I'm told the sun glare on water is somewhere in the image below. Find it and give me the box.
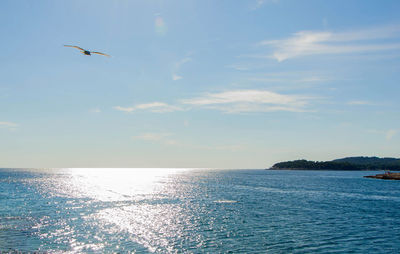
[64,168,189,201]
[51,168,198,252]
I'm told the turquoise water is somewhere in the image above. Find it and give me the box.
[1,168,399,253]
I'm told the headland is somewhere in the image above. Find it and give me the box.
[268,156,400,171]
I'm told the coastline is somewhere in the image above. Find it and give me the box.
[266,168,385,171]
[364,172,400,180]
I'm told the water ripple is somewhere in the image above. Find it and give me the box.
[0,169,399,253]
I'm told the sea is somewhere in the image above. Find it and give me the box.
[0,168,399,253]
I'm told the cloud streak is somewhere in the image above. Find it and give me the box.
[133,133,245,150]
[172,57,192,81]
[114,102,183,113]
[181,90,311,113]
[172,74,183,81]
[115,90,315,114]
[90,108,101,113]
[347,100,375,106]
[367,128,399,141]
[0,121,18,127]
[386,129,398,140]
[252,0,280,10]
[0,121,18,131]
[258,25,400,61]
[249,75,330,84]
[133,132,178,145]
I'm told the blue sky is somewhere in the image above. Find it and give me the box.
[1,0,399,168]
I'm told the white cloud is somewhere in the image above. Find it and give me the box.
[0,121,18,131]
[133,132,178,145]
[347,100,374,105]
[114,102,183,113]
[367,128,398,140]
[298,76,329,83]
[253,0,280,10]
[133,132,244,149]
[175,57,192,68]
[386,129,398,140]
[226,64,250,71]
[181,89,311,113]
[90,108,101,113]
[172,74,183,81]
[249,75,330,83]
[172,57,192,81]
[188,144,246,152]
[113,106,134,112]
[258,25,400,61]
[216,145,244,151]
[0,121,18,127]
[114,90,314,115]
[133,132,171,141]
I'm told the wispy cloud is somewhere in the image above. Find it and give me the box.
[181,89,312,113]
[90,108,101,113]
[201,144,245,152]
[249,75,330,84]
[367,128,398,140]
[0,121,18,131]
[386,129,398,140]
[0,121,18,127]
[226,64,251,71]
[347,100,374,105]
[252,0,280,10]
[133,132,178,145]
[114,102,183,113]
[258,25,400,61]
[133,132,245,150]
[115,90,315,114]
[172,57,192,81]
[299,76,329,83]
[172,74,183,81]
[175,57,192,68]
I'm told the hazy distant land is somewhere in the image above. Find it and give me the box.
[269,157,400,171]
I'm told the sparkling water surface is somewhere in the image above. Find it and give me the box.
[0,168,399,253]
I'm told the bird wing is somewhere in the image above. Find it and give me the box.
[64,45,84,51]
[91,51,111,57]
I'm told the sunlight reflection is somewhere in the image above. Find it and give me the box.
[65,168,189,201]
[96,203,192,252]
[34,168,202,252]
[64,168,199,252]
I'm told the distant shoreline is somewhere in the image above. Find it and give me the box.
[266,168,385,171]
[364,172,400,180]
[269,157,400,171]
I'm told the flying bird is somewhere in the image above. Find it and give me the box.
[64,45,111,57]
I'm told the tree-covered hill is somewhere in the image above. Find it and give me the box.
[333,156,400,165]
[270,157,400,171]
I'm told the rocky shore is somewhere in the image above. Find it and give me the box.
[364,172,400,180]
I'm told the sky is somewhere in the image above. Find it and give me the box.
[1,0,399,168]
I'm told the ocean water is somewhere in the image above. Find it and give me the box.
[0,168,399,253]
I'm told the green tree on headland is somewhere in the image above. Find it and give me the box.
[270,157,400,170]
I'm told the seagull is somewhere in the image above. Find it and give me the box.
[64,45,111,57]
